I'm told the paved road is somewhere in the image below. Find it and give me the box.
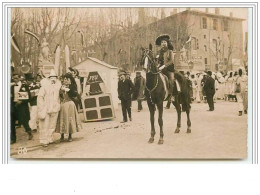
[10,100,247,159]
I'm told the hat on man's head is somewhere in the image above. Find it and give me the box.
[48,69,58,78]
[119,71,127,76]
[207,71,212,76]
[155,34,170,46]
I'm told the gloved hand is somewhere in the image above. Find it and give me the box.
[159,65,166,71]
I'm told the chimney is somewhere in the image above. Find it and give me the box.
[205,8,209,13]
[230,12,233,17]
[215,8,220,14]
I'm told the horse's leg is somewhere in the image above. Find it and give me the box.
[172,98,181,133]
[148,102,156,143]
[157,102,164,144]
[185,103,191,133]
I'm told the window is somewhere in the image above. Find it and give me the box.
[191,37,197,50]
[202,17,207,29]
[204,45,207,52]
[204,58,208,64]
[212,39,218,52]
[204,35,206,39]
[224,20,228,31]
[213,19,218,30]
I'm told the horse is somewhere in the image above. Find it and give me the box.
[141,44,191,144]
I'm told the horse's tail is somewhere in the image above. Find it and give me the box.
[174,71,191,105]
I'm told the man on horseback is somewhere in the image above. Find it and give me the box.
[155,34,181,101]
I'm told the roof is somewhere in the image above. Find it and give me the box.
[183,10,246,21]
[75,57,118,69]
[130,9,245,34]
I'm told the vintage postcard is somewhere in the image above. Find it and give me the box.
[9,7,249,159]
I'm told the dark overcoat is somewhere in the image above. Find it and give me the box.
[118,79,135,101]
[204,76,215,95]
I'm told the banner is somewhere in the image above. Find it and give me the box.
[24,29,40,44]
[11,33,21,54]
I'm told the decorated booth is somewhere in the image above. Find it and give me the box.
[73,57,118,122]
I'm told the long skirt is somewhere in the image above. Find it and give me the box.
[56,101,81,134]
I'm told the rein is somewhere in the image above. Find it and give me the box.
[144,52,161,104]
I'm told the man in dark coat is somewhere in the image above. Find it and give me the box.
[11,73,19,144]
[11,73,33,144]
[204,71,215,111]
[118,71,135,123]
[133,72,146,112]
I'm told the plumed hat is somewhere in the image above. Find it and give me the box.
[69,67,79,76]
[155,34,170,46]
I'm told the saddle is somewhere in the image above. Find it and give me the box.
[159,73,182,100]
[159,73,169,101]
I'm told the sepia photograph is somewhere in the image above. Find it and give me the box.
[9,6,249,159]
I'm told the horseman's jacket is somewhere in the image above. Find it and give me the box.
[158,48,174,72]
[118,79,135,101]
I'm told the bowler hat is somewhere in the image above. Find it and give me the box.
[207,71,212,76]
[155,34,170,46]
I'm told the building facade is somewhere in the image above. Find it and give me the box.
[88,8,245,73]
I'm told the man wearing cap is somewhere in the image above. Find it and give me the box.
[155,34,181,101]
[37,69,61,146]
[69,67,82,110]
[133,71,146,112]
[203,71,215,111]
[69,67,82,95]
[118,71,135,123]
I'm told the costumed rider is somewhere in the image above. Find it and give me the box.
[155,34,181,101]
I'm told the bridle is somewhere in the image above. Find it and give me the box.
[142,49,159,75]
[142,49,160,104]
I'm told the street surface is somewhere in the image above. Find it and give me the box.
[10,100,247,159]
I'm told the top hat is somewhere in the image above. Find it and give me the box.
[155,34,170,46]
[48,69,58,78]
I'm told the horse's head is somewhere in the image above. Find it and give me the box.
[140,44,159,73]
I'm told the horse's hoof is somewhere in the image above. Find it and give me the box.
[187,129,191,133]
[148,138,154,143]
[158,139,164,144]
[174,129,180,133]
